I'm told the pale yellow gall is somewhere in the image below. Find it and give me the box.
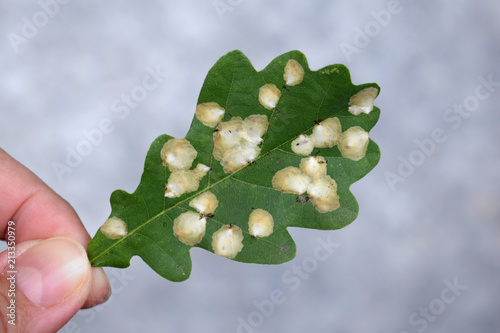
[273,156,340,213]
[338,126,369,161]
[299,156,327,180]
[283,59,305,86]
[165,163,210,198]
[348,87,379,115]
[271,166,310,194]
[173,211,206,246]
[291,134,315,156]
[307,176,340,213]
[212,224,244,259]
[189,191,219,215]
[213,115,269,173]
[242,114,269,144]
[160,138,197,171]
[311,117,342,148]
[248,209,274,237]
[195,102,225,128]
[100,217,128,240]
[258,84,281,110]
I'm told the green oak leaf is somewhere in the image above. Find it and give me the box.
[87,50,381,282]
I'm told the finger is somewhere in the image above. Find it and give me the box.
[0,237,92,332]
[0,149,111,313]
[0,148,89,246]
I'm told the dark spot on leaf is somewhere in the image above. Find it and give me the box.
[296,195,310,205]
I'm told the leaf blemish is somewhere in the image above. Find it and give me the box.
[173,211,207,246]
[195,102,225,127]
[258,84,281,110]
[100,217,128,240]
[348,87,379,115]
[165,163,210,198]
[213,114,269,173]
[160,138,197,171]
[291,134,315,156]
[189,191,219,215]
[283,59,305,86]
[311,117,342,148]
[212,224,244,259]
[338,126,370,161]
[272,156,340,213]
[248,209,274,238]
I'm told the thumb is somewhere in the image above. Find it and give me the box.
[1,237,92,332]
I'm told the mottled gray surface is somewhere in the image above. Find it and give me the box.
[1,0,499,332]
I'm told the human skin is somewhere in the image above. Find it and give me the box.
[0,148,110,333]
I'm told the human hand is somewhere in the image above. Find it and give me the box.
[0,148,111,332]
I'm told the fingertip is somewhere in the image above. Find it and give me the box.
[82,267,111,309]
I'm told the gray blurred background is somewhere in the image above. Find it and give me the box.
[1,0,499,332]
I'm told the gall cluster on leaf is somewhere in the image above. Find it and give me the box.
[213,114,269,173]
[272,156,340,213]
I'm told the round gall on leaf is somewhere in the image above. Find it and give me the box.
[283,59,305,86]
[299,156,327,180]
[248,209,274,237]
[272,166,310,194]
[220,141,261,173]
[195,102,225,127]
[189,191,219,215]
[291,134,315,156]
[311,117,342,148]
[348,87,379,115]
[164,163,210,198]
[338,126,369,161]
[213,117,244,152]
[242,114,269,144]
[212,224,244,259]
[258,84,281,110]
[307,176,340,213]
[160,138,198,171]
[213,115,268,174]
[100,217,128,240]
[173,211,206,246]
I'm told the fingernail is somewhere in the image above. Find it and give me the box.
[16,237,90,307]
